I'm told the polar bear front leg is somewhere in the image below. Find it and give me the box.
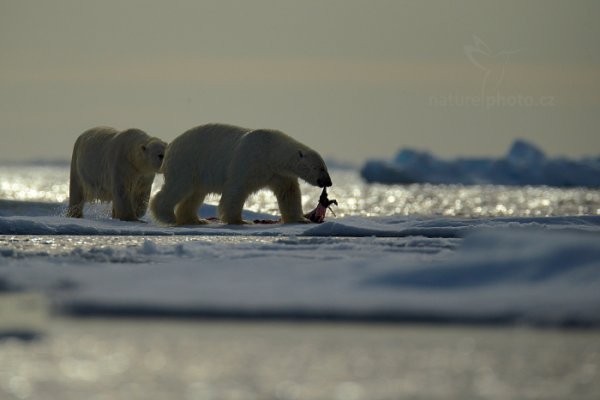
[270,176,310,224]
[111,175,138,221]
[112,193,138,221]
[133,179,153,220]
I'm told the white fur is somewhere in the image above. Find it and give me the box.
[67,126,167,221]
[150,123,332,225]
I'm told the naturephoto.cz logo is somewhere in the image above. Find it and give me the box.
[428,36,556,108]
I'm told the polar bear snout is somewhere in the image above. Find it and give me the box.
[317,173,333,188]
[143,140,167,172]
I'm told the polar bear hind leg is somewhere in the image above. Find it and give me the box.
[67,151,85,218]
[175,189,209,225]
[149,181,181,225]
[67,178,85,218]
[218,182,254,225]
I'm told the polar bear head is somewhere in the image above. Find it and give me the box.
[242,128,332,188]
[139,138,167,173]
[295,148,332,188]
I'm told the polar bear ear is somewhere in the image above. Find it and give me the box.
[298,150,304,159]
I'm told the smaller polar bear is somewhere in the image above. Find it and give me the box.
[67,126,167,221]
[150,123,332,225]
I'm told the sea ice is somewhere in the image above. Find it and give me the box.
[361,140,600,187]
[1,214,599,327]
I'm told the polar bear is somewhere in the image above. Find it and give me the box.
[67,126,167,221]
[150,123,332,225]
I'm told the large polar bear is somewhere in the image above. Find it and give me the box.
[67,126,167,221]
[150,123,332,225]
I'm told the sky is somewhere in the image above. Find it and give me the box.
[1,0,599,163]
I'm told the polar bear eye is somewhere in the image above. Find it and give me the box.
[158,154,164,160]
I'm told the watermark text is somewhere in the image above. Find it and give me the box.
[428,93,556,108]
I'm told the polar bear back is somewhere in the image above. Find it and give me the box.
[162,123,325,195]
[161,123,252,193]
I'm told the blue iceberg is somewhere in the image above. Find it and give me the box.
[361,140,600,187]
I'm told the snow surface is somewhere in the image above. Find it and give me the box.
[361,140,600,187]
[2,212,600,327]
